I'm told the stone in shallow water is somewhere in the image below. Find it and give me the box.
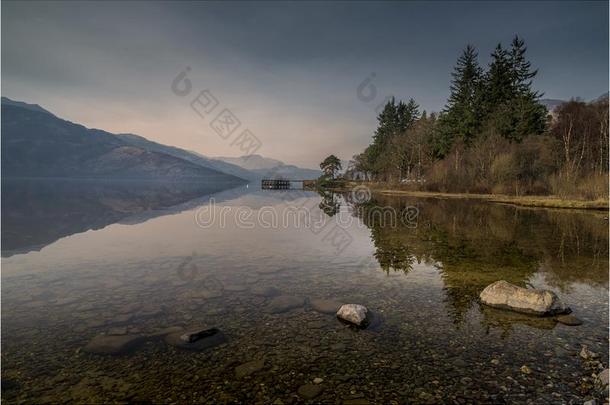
[579,345,599,360]
[267,296,304,313]
[479,280,570,316]
[310,298,343,314]
[250,286,281,297]
[83,334,144,355]
[164,328,227,351]
[556,314,583,326]
[336,304,368,327]
[297,383,323,399]
[235,359,264,378]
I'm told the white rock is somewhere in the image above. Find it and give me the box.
[480,280,569,316]
[336,304,368,326]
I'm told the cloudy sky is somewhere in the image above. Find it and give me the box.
[2,1,608,168]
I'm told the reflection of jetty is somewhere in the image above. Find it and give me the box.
[261,179,316,190]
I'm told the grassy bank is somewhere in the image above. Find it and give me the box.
[310,180,609,211]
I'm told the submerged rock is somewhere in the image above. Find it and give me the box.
[556,314,583,326]
[164,328,227,351]
[235,359,265,378]
[83,334,144,355]
[267,296,304,313]
[336,304,369,327]
[579,345,599,360]
[297,383,323,399]
[479,280,569,316]
[250,286,281,297]
[310,298,343,314]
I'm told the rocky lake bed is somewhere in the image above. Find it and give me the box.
[1,191,608,403]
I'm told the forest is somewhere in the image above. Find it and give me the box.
[347,37,609,199]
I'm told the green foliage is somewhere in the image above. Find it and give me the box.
[319,154,342,179]
[349,36,607,198]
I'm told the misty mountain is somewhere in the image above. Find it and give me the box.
[215,154,285,171]
[1,98,246,183]
[215,154,322,180]
[117,133,258,181]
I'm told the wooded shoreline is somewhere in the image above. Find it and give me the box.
[312,181,609,211]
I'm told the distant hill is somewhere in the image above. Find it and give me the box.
[117,133,258,181]
[215,154,322,180]
[216,154,285,171]
[540,92,608,112]
[1,98,246,184]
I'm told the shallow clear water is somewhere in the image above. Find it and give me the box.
[2,180,608,403]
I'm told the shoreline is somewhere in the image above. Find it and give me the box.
[312,182,609,211]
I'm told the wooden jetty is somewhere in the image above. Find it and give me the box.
[261,179,317,190]
[261,179,292,189]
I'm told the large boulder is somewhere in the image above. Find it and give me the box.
[336,304,369,327]
[480,280,570,316]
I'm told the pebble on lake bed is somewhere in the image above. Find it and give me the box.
[479,280,570,316]
[297,383,323,399]
[336,304,369,327]
[235,359,265,378]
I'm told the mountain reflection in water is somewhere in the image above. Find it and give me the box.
[1,178,246,257]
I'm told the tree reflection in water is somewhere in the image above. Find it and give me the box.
[335,191,608,325]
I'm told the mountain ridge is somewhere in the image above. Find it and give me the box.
[1,99,246,183]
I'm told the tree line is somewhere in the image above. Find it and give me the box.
[347,36,608,199]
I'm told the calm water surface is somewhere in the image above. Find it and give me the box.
[2,180,608,403]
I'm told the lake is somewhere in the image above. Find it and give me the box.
[2,179,608,403]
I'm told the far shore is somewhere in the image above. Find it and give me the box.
[312,181,609,211]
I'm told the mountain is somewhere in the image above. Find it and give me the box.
[540,92,609,112]
[0,97,55,116]
[1,98,246,183]
[116,133,258,181]
[215,154,285,171]
[215,154,322,180]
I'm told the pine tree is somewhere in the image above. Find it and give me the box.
[509,36,538,96]
[484,43,514,108]
[438,45,483,153]
[508,36,547,139]
[397,98,421,133]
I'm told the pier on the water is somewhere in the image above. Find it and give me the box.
[261,179,291,189]
[261,179,315,190]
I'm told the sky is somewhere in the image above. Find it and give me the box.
[2,1,608,168]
